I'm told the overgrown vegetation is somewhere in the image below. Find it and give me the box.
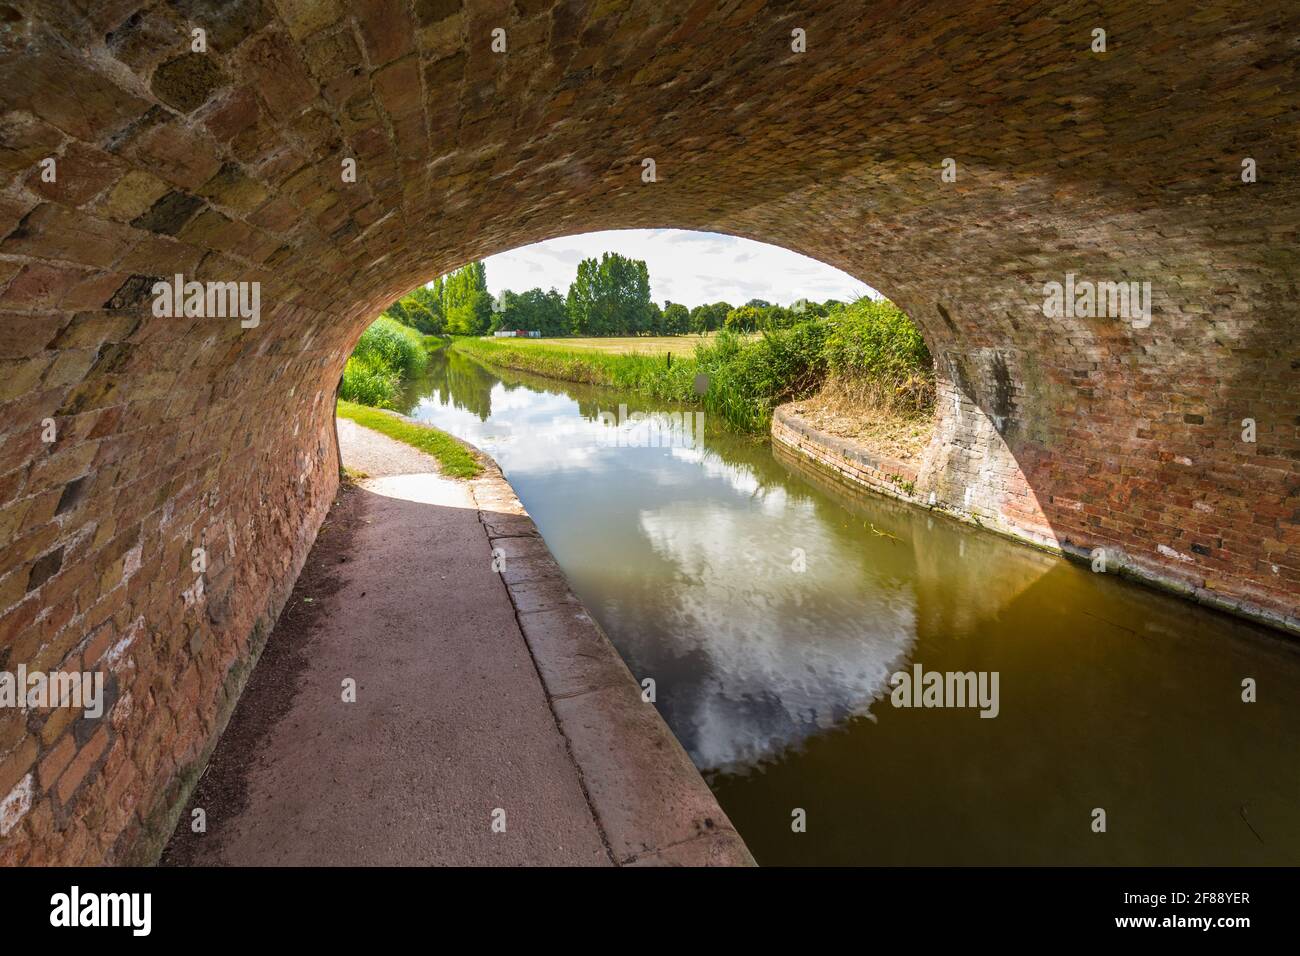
[822,297,935,413]
[381,262,494,336]
[339,317,430,408]
[454,298,934,434]
[336,400,482,479]
[363,248,934,443]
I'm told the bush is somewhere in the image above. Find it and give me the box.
[339,317,428,407]
[340,356,398,407]
[821,298,934,413]
[693,323,829,431]
[823,298,931,381]
[351,316,427,378]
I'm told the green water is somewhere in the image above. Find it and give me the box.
[398,348,1300,865]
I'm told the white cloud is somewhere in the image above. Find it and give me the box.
[482,229,876,308]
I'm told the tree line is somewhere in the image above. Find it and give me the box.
[381,251,849,338]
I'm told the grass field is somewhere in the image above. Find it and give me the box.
[479,333,755,357]
[457,336,697,393]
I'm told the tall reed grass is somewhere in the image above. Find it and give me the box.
[339,317,430,407]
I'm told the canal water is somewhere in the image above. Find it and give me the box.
[397,347,1300,865]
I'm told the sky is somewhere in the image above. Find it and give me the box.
[480,229,876,308]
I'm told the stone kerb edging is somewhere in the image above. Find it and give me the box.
[466,454,755,866]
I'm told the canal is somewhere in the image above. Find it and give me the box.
[396,346,1300,865]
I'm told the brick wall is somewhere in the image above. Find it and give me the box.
[1,0,1297,863]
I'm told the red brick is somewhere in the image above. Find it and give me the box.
[56,725,108,805]
[38,733,76,790]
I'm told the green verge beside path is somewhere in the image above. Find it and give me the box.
[336,400,482,479]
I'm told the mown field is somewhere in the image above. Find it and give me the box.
[478,333,757,357]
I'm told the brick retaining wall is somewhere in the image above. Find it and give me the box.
[772,403,1300,636]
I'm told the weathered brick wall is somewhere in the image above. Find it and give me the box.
[1,0,1297,863]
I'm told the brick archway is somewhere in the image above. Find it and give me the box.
[1,1,1296,862]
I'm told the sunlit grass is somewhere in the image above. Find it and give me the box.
[339,317,429,408]
[455,335,697,392]
[477,333,755,357]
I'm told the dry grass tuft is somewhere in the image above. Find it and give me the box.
[789,375,936,463]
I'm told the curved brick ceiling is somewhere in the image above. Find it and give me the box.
[0,0,1296,862]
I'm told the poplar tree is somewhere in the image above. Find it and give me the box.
[565,252,652,335]
[442,261,492,335]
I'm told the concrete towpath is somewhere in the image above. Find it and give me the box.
[162,416,752,866]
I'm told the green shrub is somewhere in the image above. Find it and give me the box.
[692,323,829,431]
[339,317,428,407]
[351,316,427,377]
[340,355,399,407]
[823,298,931,382]
[821,299,935,412]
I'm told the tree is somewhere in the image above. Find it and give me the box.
[759,304,797,330]
[537,289,569,336]
[498,287,568,336]
[688,304,707,334]
[662,301,690,336]
[442,261,492,336]
[566,252,652,336]
[384,298,412,325]
[724,305,762,332]
[645,301,664,336]
[381,281,446,335]
[689,301,731,333]
[488,289,517,334]
[783,298,839,322]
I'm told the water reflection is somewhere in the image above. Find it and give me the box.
[396,347,1300,865]
[401,350,919,772]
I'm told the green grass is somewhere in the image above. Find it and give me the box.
[456,335,692,389]
[337,399,482,479]
[456,329,824,433]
